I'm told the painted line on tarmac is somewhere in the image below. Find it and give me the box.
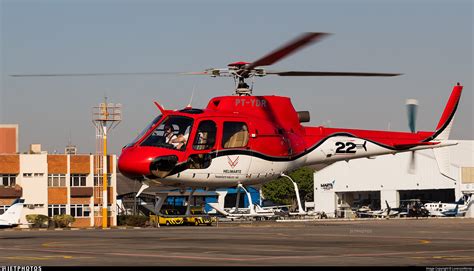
[302,233,474,241]
[250,249,474,262]
[0,255,94,261]
[411,255,474,261]
[0,246,473,263]
[0,247,254,262]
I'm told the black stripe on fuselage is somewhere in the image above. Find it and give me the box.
[211,132,398,162]
[422,99,460,142]
[155,133,402,178]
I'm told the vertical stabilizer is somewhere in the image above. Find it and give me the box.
[0,199,24,226]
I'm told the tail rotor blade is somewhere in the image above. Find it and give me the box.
[408,151,416,174]
[406,99,419,133]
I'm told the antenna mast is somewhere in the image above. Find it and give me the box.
[92,97,121,228]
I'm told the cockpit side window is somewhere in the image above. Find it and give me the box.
[126,115,162,147]
[222,122,249,148]
[193,120,217,150]
[140,116,193,151]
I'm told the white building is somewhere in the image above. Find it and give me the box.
[313,140,473,217]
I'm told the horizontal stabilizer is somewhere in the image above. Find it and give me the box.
[393,142,439,150]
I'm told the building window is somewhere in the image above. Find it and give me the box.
[0,205,8,215]
[34,173,44,177]
[48,174,66,187]
[93,174,111,186]
[222,122,249,148]
[70,174,87,187]
[93,204,112,216]
[1,174,16,187]
[23,173,33,178]
[70,204,91,217]
[48,204,66,217]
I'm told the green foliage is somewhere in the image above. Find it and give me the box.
[117,215,148,227]
[262,167,314,208]
[26,214,49,228]
[52,214,75,228]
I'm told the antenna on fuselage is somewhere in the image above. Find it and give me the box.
[187,85,195,108]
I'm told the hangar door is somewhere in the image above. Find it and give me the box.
[398,189,455,203]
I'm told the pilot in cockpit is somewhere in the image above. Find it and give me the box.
[165,124,189,150]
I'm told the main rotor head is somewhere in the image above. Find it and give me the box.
[184,32,401,95]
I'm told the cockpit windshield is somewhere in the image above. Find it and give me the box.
[125,115,162,148]
[140,116,193,151]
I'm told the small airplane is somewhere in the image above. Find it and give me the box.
[11,33,464,215]
[207,202,278,221]
[0,199,25,229]
[355,201,405,218]
[424,195,472,217]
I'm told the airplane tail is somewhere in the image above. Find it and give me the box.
[426,83,463,178]
[0,198,24,226]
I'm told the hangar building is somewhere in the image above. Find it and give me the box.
[313,140,473,217]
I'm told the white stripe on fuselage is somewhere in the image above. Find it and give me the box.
[151,136,452,188]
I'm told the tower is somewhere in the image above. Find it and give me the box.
[92,97,121,228]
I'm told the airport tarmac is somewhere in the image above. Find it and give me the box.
[0,218,473,266]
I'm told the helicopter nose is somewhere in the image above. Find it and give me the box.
[118,147,152,179]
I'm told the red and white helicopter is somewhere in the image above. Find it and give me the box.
[116,32,463,210]
[12,32,462,215]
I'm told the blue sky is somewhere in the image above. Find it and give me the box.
[1,0,472,154]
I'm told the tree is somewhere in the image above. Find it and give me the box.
[26,214,49,228]
[52,214,75,228]
[262,167,314,209]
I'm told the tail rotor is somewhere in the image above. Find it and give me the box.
[406,99,419,174]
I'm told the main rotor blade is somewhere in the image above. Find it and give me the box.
[246,32,330,71]
[10,72,182,77]
[267,71,402,77]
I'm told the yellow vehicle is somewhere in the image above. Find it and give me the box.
[150,209,184,226]
[184,209,216,226]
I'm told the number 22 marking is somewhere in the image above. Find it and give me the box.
[335,142,356,154]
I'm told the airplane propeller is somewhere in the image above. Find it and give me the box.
[406,99,419,174]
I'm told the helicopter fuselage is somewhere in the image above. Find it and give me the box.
[118,84,461,188]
